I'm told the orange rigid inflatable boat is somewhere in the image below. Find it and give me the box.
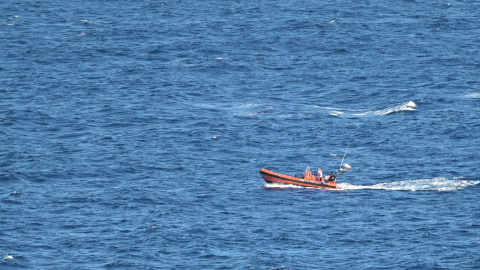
[260,165,351,190]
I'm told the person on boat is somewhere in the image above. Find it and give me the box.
[325,174,336,184]
[316,169,323,182]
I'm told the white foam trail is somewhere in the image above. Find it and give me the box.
[339,178,480,191]
[324,101,417,117]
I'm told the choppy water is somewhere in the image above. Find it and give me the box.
[2,0,480,269]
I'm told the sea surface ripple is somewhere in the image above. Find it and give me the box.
[1,0,480,269]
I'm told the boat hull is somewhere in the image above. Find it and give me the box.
[260,168,341,189]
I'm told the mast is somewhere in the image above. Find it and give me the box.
[339,144,349,170]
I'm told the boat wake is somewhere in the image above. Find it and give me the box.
[326,101,416,117]
[339,178,480,191]
[264,178,480,191]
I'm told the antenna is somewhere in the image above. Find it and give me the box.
[339,144,350,170]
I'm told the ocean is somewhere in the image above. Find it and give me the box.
[1,0,480,269]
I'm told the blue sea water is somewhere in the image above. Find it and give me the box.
[1,0,480,269]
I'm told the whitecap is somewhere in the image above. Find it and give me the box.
[355,101,416,116]
[324,101,416,117]
[2,255,13,260]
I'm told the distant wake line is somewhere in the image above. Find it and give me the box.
[265,178,480,191]
[324,101,416,117]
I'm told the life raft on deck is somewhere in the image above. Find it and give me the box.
[260,167,347,189]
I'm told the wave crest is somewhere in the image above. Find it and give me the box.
[328,101,416,117]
